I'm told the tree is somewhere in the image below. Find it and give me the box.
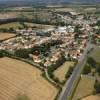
[0,51,3,57]
[87,57,96,67]
[65,66,74,79]
[96,63,100,75]
[82,64,91,74]
[94,80,100,93]
[15,49,30,58]
[0,50,12,57]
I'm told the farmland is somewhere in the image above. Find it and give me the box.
[82,94,100,100]
[90,47,100,63]
[0,57,58,100]
[54,61,74,82]
[0,21,55,30]
[0,22,24,29]
[0,33,16,41]
[24,22,55,29]
[72,76,95,100]
[55,8,74,12]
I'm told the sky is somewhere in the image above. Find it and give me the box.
[0,0,99,4]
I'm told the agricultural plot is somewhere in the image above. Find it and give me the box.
[0,22,23,29]
[0,57,57,100]
[0,33,16,41]
[55,8,74,12]
[24,22,55,29]
[72,76,95,100]
[90,47,100,63]
[54,61,74,82]
[82,94,100,100]
[0,12,18,20]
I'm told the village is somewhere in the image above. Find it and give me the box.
[0,11,99,67]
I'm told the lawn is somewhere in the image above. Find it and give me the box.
[72,76,95,100]
[0,33,16,40]
[0,57,58,100]
[0,22,23,29]
[90,47,100,63]
[54,61,74,82]
[82,94,100,100]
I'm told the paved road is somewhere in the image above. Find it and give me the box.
[58,42,92,100]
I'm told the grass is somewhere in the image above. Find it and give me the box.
[90,47,100,63]
[72,76,95,100]
[55,8,74,12]
[0,22,23,29]
[24,22,55,29]
[0,57,58,100]
[15,94,30,100]
[0,32,16,40]
[82,94,100,100]
[54,61,74,82]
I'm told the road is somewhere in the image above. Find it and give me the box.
[58,42,92,100]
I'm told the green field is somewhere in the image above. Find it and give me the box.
[72,76,95,100]
[24,22,55,29]
[54,61,74,83]
[0,22,23,29]
[90,47,100,63]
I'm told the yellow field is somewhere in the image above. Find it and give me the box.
[0,33,16,40]
[0,57,58,100]
[54,61,74,82]
[82,94,100,100]
[72,76,95,100]
[0,22,23,29]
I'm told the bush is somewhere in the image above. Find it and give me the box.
[14,49,30,58]
[94,80,100,93]
[0,50,12,57]
[87,57,96,67]
[15,94,30,100]
[65,66,74,79]
[96,63,100,75]
[82,64,91,74]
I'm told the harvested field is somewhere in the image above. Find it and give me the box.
[54,61,74,82]
[82,94,100,100]
[0,57,58,100]
[0,33,16,40]
[0,12,18,20]
[72,76,95,100]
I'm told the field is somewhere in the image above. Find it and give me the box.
[55,8,74,12]
[24,22,55,29]
[0,33,16,40]
[0,12,18,20]
[72,76,95,100]
[0,22,23,29]
[90,47,100,63]
[0,57,58,100]
[82,94,100,100]
[54,61,74,82]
